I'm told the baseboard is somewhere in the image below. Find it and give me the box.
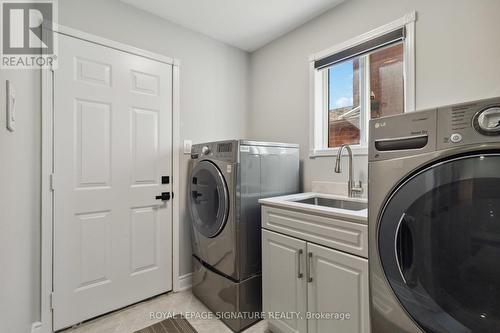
[31,321,50,333]
[178,273,193,291]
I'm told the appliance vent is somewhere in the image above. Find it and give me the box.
[217,143,232,153]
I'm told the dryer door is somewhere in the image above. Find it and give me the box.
[189,160,229,238]
[379,153,500,333]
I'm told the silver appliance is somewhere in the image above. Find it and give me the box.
[369,96,500,333]
[188,140,300,332]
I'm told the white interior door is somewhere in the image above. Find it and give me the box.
[53,34,173,330]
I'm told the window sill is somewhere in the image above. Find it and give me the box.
[309,146,368,158]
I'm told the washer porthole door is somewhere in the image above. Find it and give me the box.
[379,154,500,333]
[189,160,229,238]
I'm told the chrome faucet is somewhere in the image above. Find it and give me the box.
[334,144,364,197]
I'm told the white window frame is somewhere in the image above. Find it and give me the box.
[309,12,416,158]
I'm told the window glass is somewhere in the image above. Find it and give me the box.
[326,42,404,148]
[370,43,404,119]
[327,58,361,148]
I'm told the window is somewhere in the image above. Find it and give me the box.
[310,13,415,156]
[327,58,361,148]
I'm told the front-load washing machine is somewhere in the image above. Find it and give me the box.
[188,140,299,332]
[369,97,500,333]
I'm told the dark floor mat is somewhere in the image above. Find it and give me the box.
[134,315,197,333]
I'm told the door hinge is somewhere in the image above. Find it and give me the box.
[50,292,55,310]
[49,174,55,191]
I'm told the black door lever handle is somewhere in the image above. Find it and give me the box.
[155,192,171,201]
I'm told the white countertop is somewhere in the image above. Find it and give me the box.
[259,192,368,223]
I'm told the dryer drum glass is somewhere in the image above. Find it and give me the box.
[379,154,500,332]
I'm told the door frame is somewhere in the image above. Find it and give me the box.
[37,25,181,333]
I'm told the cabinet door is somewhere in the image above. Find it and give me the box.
[262,230,307,333]
[307,243,370,333]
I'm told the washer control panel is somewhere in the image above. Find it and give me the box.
[473,106,500,136]
[437,96,500,150]
[450,133,463,143]
[191,140,239,162]
[201,146,211,155]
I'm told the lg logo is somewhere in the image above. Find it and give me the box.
[2,1,53,54]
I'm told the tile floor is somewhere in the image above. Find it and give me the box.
[60,290,269,333]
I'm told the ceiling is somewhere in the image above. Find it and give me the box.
[121,0,345,52]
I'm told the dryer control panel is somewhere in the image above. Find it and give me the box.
[437,96,500,150]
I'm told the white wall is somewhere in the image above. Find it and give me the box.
[248,0,500,191]
[0,72,41,332]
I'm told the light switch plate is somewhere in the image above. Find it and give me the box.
[183,140,192,154]
[6,80,15,132]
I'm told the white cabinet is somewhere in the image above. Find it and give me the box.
[307,243,369,333]
[262,229,307,333]
[262,229,370,333]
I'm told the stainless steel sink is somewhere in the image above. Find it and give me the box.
[294,196,367,211]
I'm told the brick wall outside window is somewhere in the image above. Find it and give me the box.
[370,43,404,119]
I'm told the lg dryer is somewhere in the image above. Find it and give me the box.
[369,97,500,333]
[188,140,300,332]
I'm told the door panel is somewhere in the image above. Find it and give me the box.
[262,230,307,333]
[131,70,159,95]
[131,107,159,184]
[130,207,159,275]
[54,34,173,330]
[75,57,112,86]
[379,154,500,333]
[75,99,111,187]
[307,243,370,333]
[77,211,112,288]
